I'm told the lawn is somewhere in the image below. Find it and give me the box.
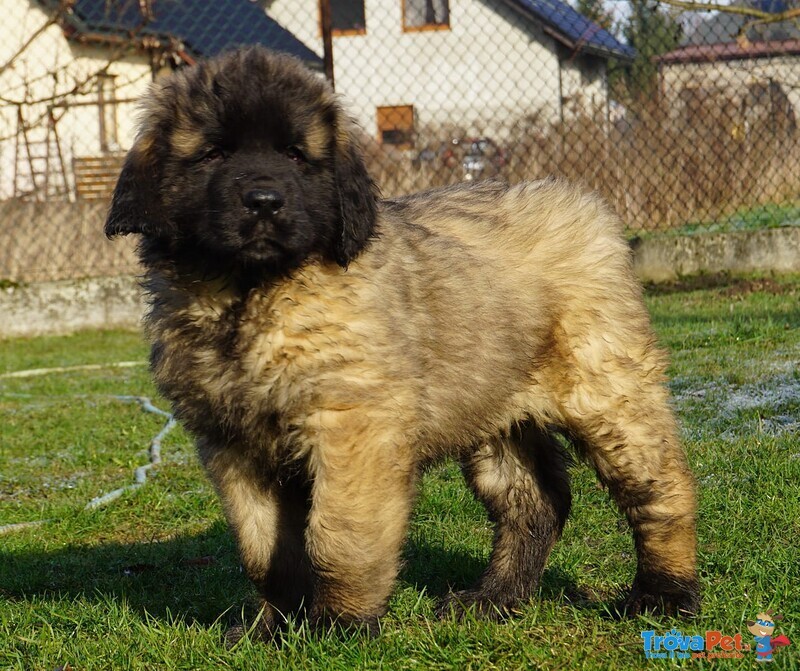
[1,274,798,670]
[640,201,800,238]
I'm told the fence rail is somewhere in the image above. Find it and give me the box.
[1,0,798,283]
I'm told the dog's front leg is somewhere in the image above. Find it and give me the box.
[303,412,417,634]
[198,439,313,640]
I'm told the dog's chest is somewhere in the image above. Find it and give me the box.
[146,276,354,451]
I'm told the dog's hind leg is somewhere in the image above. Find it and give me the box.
[559,360,700,616]
[437,423,571,620]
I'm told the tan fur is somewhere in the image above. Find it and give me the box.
[303,115,332,161]
[170,124,205,158]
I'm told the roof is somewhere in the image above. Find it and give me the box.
[501,0,636,61]
[41,0,322,66]
[658,39,800,64]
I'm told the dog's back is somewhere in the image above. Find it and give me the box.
[385,178,628,268]
[381,177,644,335]
[326,178,659,452]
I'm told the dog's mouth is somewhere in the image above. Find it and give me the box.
[237,215,286,251]
[195,205,312,269]
[239,234,286,260]
[228,227,288,262]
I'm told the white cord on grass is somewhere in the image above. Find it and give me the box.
[83,396,177,510]
[0,361,146,379]
[0,393,176,534]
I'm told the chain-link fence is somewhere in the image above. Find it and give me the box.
[1,0,798,283]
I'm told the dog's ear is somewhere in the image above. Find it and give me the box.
[333,127,379,267]
[104,142,167,239]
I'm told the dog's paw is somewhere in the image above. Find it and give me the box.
[616,572,700,618]
[309,610,381,637]
[223,623,247,649]
[223,621,275,648]
[223,605,279,648]
[436,589,524,622]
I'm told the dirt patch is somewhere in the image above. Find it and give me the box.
[644,273,797,296]
[717,277,797,297]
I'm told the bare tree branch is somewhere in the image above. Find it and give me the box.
[738,7,800,37]
[0,0,162,112]
[0,27,154,144]
[656,0,800,41]
[656,0,800,24]
[0,15,57,77]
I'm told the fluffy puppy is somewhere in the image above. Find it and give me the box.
[105,46,699,635]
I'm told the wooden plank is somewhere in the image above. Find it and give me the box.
[73,154,125,200]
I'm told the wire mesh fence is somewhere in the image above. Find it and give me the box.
[1,0,798,283]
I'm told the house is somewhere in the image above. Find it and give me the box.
[656,40,799,139]
[265,0,634,148]
[1,0,633,201]
[0,0,320,201]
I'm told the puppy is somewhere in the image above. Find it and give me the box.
[105,46,699,635]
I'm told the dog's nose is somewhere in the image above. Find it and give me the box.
[243,188,284,214]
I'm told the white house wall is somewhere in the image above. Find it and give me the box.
[0,0,153,199]
[560,54,607,117]
[1,0,615,200]
[267,0,571,141]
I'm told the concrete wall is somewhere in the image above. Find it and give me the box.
[2,227,797,338]
[0,199,139,283]
[0,275,143,338]
[631,226,800,282]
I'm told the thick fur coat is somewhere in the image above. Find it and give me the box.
[105,47,699,635]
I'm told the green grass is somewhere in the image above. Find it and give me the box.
[1,276,799,669]
[642,201,800,238]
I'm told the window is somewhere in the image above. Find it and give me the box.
[403,0,450,31]
[97,74,118,153]
[328,0,366,35]
[377,105,415,149]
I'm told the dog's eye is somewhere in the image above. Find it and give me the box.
[200,148,226,163]
[285,146,307,164]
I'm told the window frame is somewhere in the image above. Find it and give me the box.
[321,0,367,36]
[376,105,416,150]
[97,73,119,153]
[401,0,451,33]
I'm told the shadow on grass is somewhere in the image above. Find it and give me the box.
[399,537,612,616]
[0,520,606,627]
[0,519,246,625]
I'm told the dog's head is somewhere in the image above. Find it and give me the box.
[105,47,378,273]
